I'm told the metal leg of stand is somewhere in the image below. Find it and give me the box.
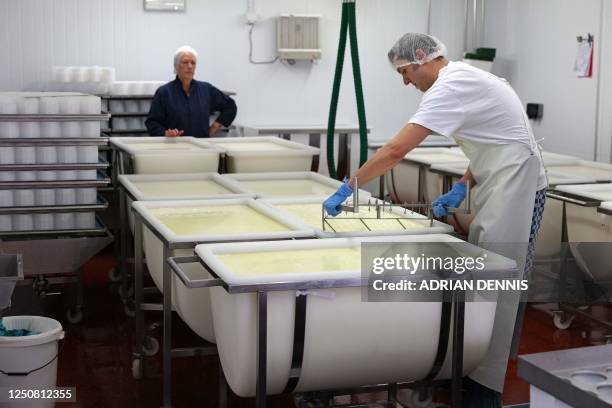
[417,166,425,204]
[379,174,385,200]
[451,290,465,408]
[443,175,452,194]
[559,202,569,303]
[119,187,129,300]
[163,245,172,408]
[256,291,268,408]
[388,383,398,404]
[133,216,145,361]
[345,132,352,176]
[76,267,84,310]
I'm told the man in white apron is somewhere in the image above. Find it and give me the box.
[324,33,547,406]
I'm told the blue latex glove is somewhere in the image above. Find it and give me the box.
[323,180,353,217]
[432,182,466,217]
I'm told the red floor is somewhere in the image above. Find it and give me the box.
[10,246,610,407]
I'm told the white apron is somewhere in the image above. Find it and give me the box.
[453,130,544,391]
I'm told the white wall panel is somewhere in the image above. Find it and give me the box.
[484,0,605,161]
[0,0,470,143]
[596,0,612,162]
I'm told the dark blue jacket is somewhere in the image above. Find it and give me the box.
[145,77,237,137]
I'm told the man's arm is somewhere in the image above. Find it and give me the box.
[348,123,431,189]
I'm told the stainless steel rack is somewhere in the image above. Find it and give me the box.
[0,108,112,323]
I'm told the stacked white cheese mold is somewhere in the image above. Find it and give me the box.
[107,81,165,135]
[0,92,103,232]
[46,66,116,95]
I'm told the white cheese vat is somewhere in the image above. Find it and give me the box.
[131,198,314,342]
[208,136,319,173]
[110,137,222,174]
[118,172,254,232]
[555,184,612,244]
[193,235,515,396]
[388,148,468,204]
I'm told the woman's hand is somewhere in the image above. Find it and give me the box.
[208,121,223,137]
[164,128,184,137]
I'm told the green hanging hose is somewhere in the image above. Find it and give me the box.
[326,2,348,180]
[326,1,368,180]
[347,3,369,170]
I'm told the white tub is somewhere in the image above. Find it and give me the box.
[388,148,468,204]
[540,152,580,167]
[193,235,515,397]
[119,172,255,232]
[546,161,612,182]
[550,188,612,282]
[524,160,601,258]
[131,198,314,343]
[223,171,370,199]
[207,136,320,173]
[555,184,612,244]
[261,196,453,237]
[421,162,475,234]
[368,135,457,150]
[110,137,223,174]
[426,163,601,252]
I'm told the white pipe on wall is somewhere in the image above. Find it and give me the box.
[426,0,432,34]
[464,0,469,53]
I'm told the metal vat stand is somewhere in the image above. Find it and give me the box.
[543,190,612,332]
[167,254,470,408]
[130,208,306,407]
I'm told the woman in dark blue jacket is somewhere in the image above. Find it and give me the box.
[145,45,237,138]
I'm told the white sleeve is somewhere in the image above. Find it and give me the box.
[408,84,465,137]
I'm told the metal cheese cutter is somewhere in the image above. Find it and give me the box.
[322,178,471,232]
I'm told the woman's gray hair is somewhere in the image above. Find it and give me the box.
[173,45,198,73]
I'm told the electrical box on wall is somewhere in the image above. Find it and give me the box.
[277,14,322,62]
[526,103,544,120]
